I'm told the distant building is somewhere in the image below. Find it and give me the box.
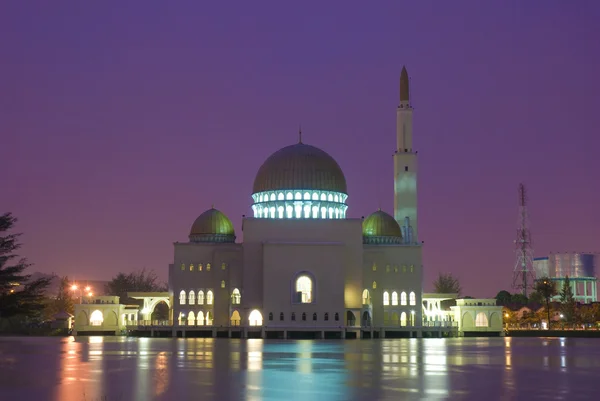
[534,252,597,303]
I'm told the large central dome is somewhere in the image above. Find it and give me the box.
[253,143,347,194]
[251,142,348,219]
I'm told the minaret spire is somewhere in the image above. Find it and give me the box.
[298,124,302,143]
[400,65,409,103]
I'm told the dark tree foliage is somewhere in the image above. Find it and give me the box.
[559,276,577,324]
[433,273,461,296]
[105,268,167,305]
[44,276,74,319]
[495,290,512,306]
[535,277,557,329]
[528,291,545,306]
[510,293,528,307]
[0,213,51,322]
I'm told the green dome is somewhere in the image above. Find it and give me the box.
[189,208,236,243]
[252,143,347,194]
[362,210,402,245]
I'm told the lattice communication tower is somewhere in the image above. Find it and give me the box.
[512,183,536,297]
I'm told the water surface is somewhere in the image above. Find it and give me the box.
[1,336,599,400]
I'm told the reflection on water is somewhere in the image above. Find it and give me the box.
[1,337,600,401]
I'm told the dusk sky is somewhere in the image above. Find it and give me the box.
[2,1,599,297]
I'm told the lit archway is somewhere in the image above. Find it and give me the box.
[295,275,313,303]
[362,289,371,305]
[249,310,263,326]
[231,288,241,305]
[187,311,195,326]
[230,310,241,326]
[197,311,205,326]
[90,310,103,326]
[475,312,489,327]
[401,312,407,327]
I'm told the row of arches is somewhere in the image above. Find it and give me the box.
[383,311,414,327]
[75,310,118,327]
[253,203,347,219]
[180,262,228,271]
[178,311,214,326]
[361,289,417,306]
[254,191,347,203]
[179,289,242,305]
[266,311,341,322]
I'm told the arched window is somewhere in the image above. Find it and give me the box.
[312,312,317,321]
[372,281,377,289]
[295,275,313,303]
[400,312,407,327]
[383,291,390,305]
[230,310,241,326]
[207,263,211,271]
[268,312,273,321]
[180,263,185,271]
[179,290,186,305]
[189,291,195,305]
[291,312,296,321]
[372,263,377,271]
[249,310,263,326]
[401,292,407,306]
[206,290,214,305]
[198,290,204,305]
[324,312,329,321]
[187,311,195,326]
[231,288,241,305]
[221,280,226,289]
[90,310,103,326]
[206,311,213,325]
[197,311,205,326]
[190,264,194,271]
[280,312,284,321]
[409,291,416,306]
[391,291,398,306]
[334,312,339,321]
[362,289,370,305]
[177,312,185,325]
[199,264,203,271]
[476,312,489,327]
[302,312,306,321]
[221,263,226,270]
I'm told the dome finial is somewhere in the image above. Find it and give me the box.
[211,203,215,209]
[298,124,302,144]
[400,65,409,103]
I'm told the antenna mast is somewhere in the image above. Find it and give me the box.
[512,183,536,297]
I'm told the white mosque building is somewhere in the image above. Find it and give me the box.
[167,67,423,339]
[73,67,503,338]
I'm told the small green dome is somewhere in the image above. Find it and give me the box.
[362,210,402,245]
[189,208,236,243]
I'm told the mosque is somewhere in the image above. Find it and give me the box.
[73,67,503,338]
[168,66,422,337]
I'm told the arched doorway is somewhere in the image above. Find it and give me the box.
[249,310,263,326]
[151,301,170,322]
[362,289,371,305]
[90,310,103,326]
[197,311,205,326]
[230,310,241,326]
[187,311,195,326]
[346,311,356,326]
[400,312,407,327]
[362,311,371,326]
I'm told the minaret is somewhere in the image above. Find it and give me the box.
[393,66,418,244]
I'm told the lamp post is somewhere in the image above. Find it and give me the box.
[70,284,93,304]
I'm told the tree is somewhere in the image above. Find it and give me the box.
[535,277,557,329]
[495,290,512,306]
[0,213,51,322]
[105,268,167,304]
[510,293,528,307]
[44,276,74,320]
[433,273,461,296]
[559,276,577,324]
[528,291,545,306]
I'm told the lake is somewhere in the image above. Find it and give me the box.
[0,336,599,400]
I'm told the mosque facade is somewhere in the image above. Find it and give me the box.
[168,67,424,335]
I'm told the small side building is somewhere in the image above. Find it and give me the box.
[451,298,504,336]
[73,296,139,335]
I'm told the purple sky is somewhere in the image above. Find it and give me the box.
[2,1,599,297]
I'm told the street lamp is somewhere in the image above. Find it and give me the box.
[70,283,93,303]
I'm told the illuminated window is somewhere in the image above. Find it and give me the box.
[221,280,226,289]
[231,288,241,305]
[198,290,204,305]
[372,264,377,271]
[221,263,226,270]
[199,264,203,271]
[189,291,195,305]
[394,266,398,273]
[476,312,489,327]
[410,265,414,273]
[207,263,211,271]
[401,292,407,306]
[391,291,398,306]
[197,311,205,326]
[187,311,195,326]
[206,311,213,325]
[362,289,371,305]
[179,290,186,305]
[180,263,185,271]
[295,275,313,303]
[206,290,213,305]
[90,310,103,326]
[249,310,263,326]
[401,312,407,327]
[230,310,241,326]
[409,291,416,306]
[383,291,390,306]
[190,264,194,271]
[372,281,377,289]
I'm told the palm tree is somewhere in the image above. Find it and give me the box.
[535,277,557,329]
